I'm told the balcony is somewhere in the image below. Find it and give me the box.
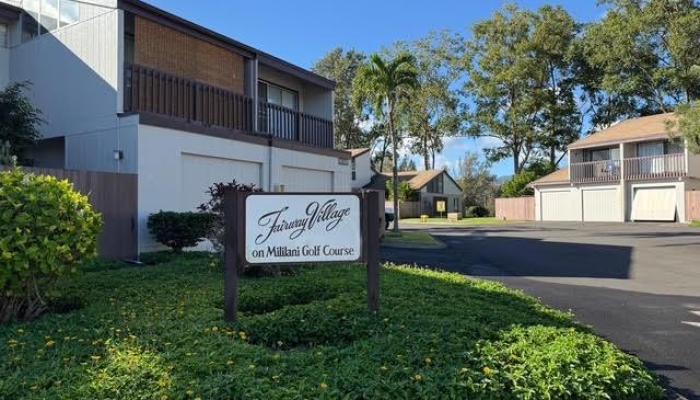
[623,153,686,180]
[570,153,686,183]
[123,64,334,149]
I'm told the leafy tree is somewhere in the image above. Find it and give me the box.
[391,32,462,170]
[397,156,417,172]
[0,82,42,162]
[580,0,700,122]
[500,161,556,198]
[530,6,581,167]
[461,5,542,174]
[312,48,369,149]
[668,101,700,154]
[462,5,582,173]
[457,152,497,212]
[385,179,419,202]
[354,53,418,232]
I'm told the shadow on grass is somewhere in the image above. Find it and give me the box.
[0,255,664,399]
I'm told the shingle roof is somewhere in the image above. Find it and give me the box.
[381,170,447,190]
[529,169,570,186]
[568,113,678,150]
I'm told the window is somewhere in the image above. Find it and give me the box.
[258,80,298,110]
[351,159,356,181]
[21,0,80,43]
[40,0,59,34]
[427,175,444,194]
[59,0,79,27]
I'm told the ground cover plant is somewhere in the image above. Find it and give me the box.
[381,231,444,249]
[401,216,512,226]
[0,253,664,399]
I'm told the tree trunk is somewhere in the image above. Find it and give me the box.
[389,101,400,233]
[422,135,430,170]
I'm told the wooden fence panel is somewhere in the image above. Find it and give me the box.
[495,197,535,221]
[687,191,700,222]
[1,166,138,260]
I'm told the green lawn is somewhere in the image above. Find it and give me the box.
[691,220,700,227]
[382,231,445,249]
[0,253,663,399]
[401,217,512,226]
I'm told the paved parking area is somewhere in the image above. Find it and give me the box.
[382,222,700,399]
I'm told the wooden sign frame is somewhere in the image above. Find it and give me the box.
[223,190,380,323]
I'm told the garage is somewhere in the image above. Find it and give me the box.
[181,154,262,210]
[583,188,621,222]
[281,166,333,192]
[541,190,578,221]
[631,186,677,221]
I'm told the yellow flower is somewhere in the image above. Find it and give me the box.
[424,357,432,364]
[320,383,328,390]
[414,374,423,382]
[45,340,56,348]
[226,360,234,366]
[90,356,101,361]
[483,367,494,376]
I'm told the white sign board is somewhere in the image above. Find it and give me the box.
[245,194,362,264]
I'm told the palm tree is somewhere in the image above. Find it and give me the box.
[355,54,418,232]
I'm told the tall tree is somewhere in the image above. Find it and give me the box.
[530,6,581,167]
[312,48,368,149]
[668,101,700,154]
[0,82,42,162]
[391,32,461,170]
[580,0,700,121]
[354,54,418,232]
[397,156,417,172]
[461,5,541,174]
[457,152,497,211]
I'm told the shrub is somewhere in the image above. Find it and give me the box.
[0,169,102,323]
[147,211,214,252]
[465,205,490,218]
[198,180,262,254]
[386,179,419,201]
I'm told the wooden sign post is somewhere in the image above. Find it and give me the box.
[224,190,380,323]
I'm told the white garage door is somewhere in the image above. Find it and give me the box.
[281,167,333,192]
[632,187,677,221]
[181,154,261,210]
[583,188,620,222]
[541,190,578,221]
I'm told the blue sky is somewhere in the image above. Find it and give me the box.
[147,0,607,178]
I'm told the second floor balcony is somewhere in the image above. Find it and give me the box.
[570,152,686,184]
[123,63,334,149]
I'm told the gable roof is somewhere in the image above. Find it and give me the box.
[529,169,570,186]
[568,113,678,150]
[381,169,460,191]
[348,148,370,158]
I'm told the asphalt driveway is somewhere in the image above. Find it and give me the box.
[382,222,700,399]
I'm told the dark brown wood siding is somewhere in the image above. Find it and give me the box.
[1,166,138,260]
[135,16,245,94]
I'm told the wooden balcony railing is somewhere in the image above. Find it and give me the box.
[258,101,334,149]
[623,153,686,180]
[124,64,254,132]
[571,159,621,183]
[124,64,334,149]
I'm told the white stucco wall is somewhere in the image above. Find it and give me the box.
[10,8,122,139]
[351,152,373,189]
[65,114,138,173]
[137,124,351,252]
